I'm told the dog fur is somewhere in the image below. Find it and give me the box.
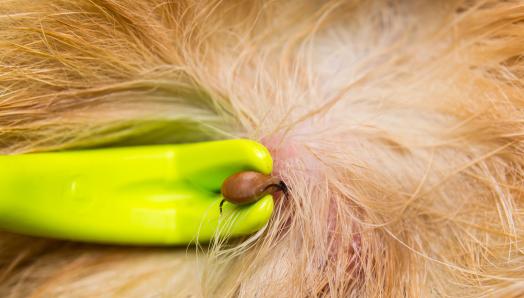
[1,0,524,297]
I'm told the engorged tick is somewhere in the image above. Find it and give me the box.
[219,171,288,213]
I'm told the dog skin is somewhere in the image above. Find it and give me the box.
[1,0,524,297]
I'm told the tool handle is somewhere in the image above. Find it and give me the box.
[0,140,274,245]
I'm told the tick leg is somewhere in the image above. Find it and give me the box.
[261,180,290,198]
[219,199,225,214]
[278,181,289,197]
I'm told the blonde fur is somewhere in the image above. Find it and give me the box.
[1,0,524,297]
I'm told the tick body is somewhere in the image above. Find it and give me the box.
[220,171,288,213]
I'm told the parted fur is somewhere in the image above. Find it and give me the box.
[0,0,524,297]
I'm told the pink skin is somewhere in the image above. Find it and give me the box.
[262,134,362,275]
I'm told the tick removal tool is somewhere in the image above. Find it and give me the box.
[0,139,281,245]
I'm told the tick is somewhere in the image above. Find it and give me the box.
[219,171,288,213]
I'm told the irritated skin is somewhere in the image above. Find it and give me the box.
[2,1,524,297]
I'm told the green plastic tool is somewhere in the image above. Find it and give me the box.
[0,139,274,245]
